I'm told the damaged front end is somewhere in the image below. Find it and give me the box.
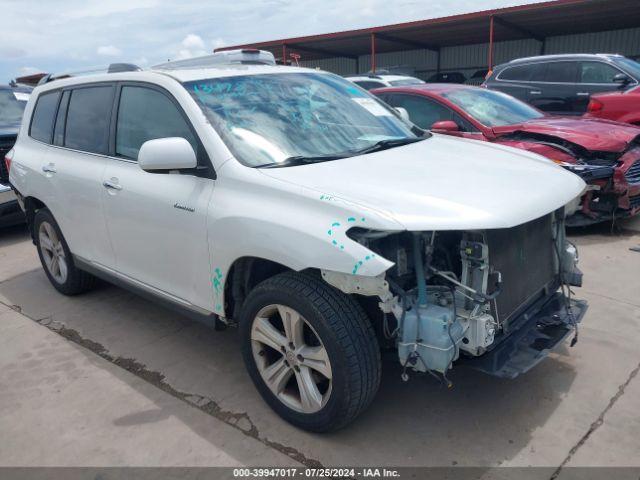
[325,209,587,382]
[498,132,640,226]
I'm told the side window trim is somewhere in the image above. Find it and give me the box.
[111,80,214,177]
[53,90,70,147]
[498,59,636,86]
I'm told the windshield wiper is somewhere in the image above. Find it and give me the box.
[257,154,348,169]
[352,137,425,156]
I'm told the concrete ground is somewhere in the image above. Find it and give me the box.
[0,221,638,473]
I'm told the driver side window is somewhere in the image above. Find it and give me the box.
[116,85,197,160]
[385,94,474,131]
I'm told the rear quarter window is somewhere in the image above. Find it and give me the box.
[30,91,61,143]
[497,63,541,82]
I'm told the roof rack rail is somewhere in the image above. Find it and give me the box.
[152,49,276,70]
[37,63,142,85]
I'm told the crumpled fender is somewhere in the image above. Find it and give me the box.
[205,161,401,315]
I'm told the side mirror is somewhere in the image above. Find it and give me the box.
[613,73,631,86]
[431,120,460,133]
[394,107,411,122]
[138,137,197,172]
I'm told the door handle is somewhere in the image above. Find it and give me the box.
[102,180,122,191]
[42,164,56,173]
[577,92,590,96]
[529,90,542,95]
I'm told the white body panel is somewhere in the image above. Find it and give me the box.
[9,64,586,317]
[101,160,214,308]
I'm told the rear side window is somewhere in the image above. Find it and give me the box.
[65,86,114,154]
[30,91,61,143]
[498,64,539,81]
[543,62,578,83]
[579,62,621,83]
[115,86,197,160]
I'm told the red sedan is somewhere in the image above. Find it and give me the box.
[372,84,640,226]
[584,86,640,125]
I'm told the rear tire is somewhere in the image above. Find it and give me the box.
[240,271,381,432]
[34,208,96,295]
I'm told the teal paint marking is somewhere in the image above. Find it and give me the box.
[326,216,370,263]
[212,268,223,294]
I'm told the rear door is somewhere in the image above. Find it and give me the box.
[528,61,579,115]
[31,85,116,267]
[491,63,541,103]
[101,83,214,308]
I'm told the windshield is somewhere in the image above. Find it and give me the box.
[0,89,29,127]
[442,88,544,127]
[184,72,417,167]
[613,57,640,79]
[389,78,425,86]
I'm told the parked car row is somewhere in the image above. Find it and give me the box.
[372,84,640,226]
[0,84,31,226]
[341,54,640,225]
[6,49,587,432]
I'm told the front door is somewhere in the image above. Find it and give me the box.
[101,84,214,308]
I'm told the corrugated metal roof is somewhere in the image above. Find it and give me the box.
[217,0,640,63]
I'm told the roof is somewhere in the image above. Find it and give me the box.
[216,0,640,61]
[31,64,322,94]
[506,53,623,64]
[371,83,476,94]
[345,74,420,81]
[157,64,314,83]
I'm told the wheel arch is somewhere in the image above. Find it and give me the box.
[224,256,297,320]
[23,195,48,241]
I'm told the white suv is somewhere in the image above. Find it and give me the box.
[7,50,588,432]
[345,73,425,90]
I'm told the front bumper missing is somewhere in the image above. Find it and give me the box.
[460,292,588,379]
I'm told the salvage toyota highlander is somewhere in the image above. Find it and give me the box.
[6,49,588,432]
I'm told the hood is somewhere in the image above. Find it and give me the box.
[492,117,640,153]
[259,134,585,231]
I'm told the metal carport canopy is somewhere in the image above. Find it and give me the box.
[215,0,640,66]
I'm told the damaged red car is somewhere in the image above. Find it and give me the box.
[372,84,640,226]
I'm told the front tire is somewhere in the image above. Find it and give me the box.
[240,271,381,432]
[34,208,96,295]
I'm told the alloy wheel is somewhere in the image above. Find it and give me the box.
[39,221,68,284]
[250,304,332,414]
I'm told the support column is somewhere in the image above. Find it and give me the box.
[371,33,376,73]
[281,44,287,65]
[488,15,495,71]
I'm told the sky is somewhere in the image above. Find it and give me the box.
[0,0,546,83]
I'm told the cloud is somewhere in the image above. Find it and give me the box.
[0,0,548,82]
[174,34,208,60]
[97,45,122,56]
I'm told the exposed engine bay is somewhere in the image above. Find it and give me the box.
[323,209,587,383]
